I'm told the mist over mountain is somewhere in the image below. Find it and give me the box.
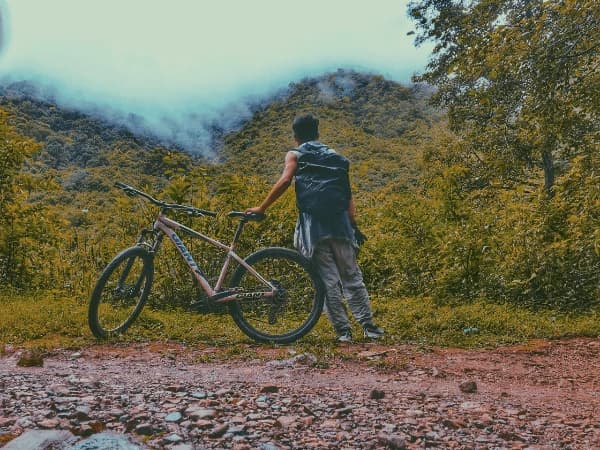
[222,71,441,188]
[0,1,6,57]
[0,68,447,299]
[1,0,597,345]
[0,71,440,187]
[0,0,431,157]
[0,78,277,160]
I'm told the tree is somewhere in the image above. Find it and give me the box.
[0,110,41,285]
[409,0,599,195]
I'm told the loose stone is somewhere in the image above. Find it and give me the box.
[459,381,478,393]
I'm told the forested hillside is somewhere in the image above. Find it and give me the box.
[220,71,442,190]
[0,71,446,305]
[0,71,442,190]
[0,81,169,170]
[0,56,598,322]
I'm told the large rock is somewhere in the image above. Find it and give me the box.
[65,432,146,449]
[377,432,407,450]
[207,423,229,438]
[164,412,183,423]
[2,430,75,449]
[134,423,154,436]
[187,408,218,420]
[459,380,478,393]
[16,349,44,367]
[275,415,298,428]
[369,389,385,400]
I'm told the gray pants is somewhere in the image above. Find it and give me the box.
[312,239,373,333]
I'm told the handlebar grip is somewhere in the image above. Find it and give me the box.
[227,211,265,221]
[246,212,265,221]
[114,182,138,196]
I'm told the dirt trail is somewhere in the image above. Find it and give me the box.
[1,339,599,449]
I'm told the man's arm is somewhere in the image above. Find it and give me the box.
[348,196,356,225]
[245,151,298,215]
[348,196,367,245]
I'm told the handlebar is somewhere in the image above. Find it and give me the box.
[114,182,218,217]
[227,211,265,222]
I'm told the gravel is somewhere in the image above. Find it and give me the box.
[1,339,600,449]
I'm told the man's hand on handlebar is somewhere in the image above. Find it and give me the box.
[245,206,266,215]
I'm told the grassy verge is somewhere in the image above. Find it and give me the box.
[1,290,599,354]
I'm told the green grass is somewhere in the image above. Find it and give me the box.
[1,290,599,355]
[375,296,600,347]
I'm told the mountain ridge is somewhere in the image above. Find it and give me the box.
[1,70,443,191]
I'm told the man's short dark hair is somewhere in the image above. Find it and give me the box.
[292,114,319,142]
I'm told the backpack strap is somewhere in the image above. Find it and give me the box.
[295,142,335,159]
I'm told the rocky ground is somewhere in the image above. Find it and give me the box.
[1,339,600,449]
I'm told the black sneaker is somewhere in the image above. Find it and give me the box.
[337,329,353,343]
[362,322,384,339]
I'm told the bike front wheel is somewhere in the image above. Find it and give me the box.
[229,247,325,344]
[88,246,154,339]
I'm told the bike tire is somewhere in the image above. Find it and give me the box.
[88,246,154,339]
[228,247,325,344]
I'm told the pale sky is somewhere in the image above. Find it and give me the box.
[0,0,431,150]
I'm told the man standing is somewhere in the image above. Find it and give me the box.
[245,114,383,343]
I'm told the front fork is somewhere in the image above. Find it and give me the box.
[137,228,163,254]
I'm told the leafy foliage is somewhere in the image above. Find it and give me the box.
[220,70,443,191]
[399,0,600,308]
[0,66,598,325]
[409,0,599,195]
[0,112,53,286]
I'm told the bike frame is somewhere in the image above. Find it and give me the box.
[150,213,275,303]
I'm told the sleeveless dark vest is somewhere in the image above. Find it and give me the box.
[294,142,351,217]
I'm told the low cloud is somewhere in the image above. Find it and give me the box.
[0,1,8,57]
[0,0,430,153]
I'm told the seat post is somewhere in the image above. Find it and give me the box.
[231,218,247,248]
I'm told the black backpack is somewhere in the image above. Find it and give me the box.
[294,142,351,217]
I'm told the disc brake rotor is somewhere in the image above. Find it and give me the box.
[268,280,287,325]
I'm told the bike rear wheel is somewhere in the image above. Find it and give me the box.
[229,247,325,344]
[88,246,154,338]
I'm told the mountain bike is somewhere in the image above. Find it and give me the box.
[88,182,325,344]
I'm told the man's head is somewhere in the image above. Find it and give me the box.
[292,114,319,144]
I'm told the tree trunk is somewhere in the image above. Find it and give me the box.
[541,147,555,197]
